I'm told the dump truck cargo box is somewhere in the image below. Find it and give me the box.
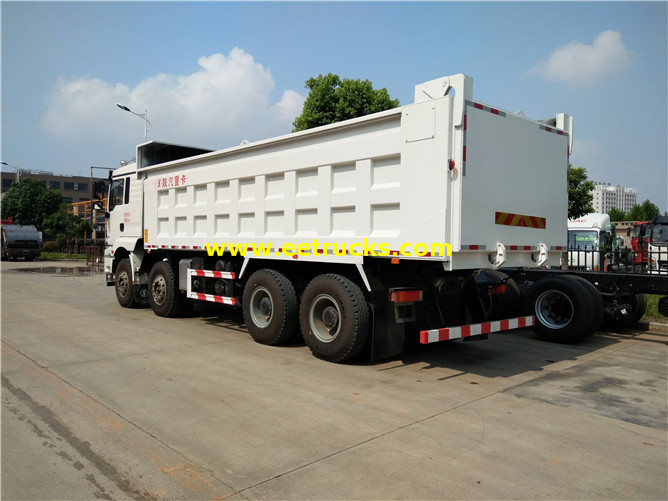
[137,75,570,270]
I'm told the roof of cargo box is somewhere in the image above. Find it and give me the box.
[137,141,214,169]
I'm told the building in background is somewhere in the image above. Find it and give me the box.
[1,170,106,204]
[591,182,637,214]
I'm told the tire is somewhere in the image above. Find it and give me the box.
[568,276,604,337]
[526,276,593,343]
[148,260,184,317]
[242,269,298,346]
[300,274,370,363]
[115,258,141,308]
[619,294,647,328]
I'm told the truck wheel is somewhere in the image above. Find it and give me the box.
[618,293,647,328]
[300,274,370,363]
[526,276,592,343]
[115,258,140,308]
[242,269,298,346]
[148,260,183,317]
[568,276,604,337]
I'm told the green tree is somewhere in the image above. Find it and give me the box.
[0,178,62,230]
[608,207,627,222]
[628,199,660,221]
[292,74,399,132]
[42,205,94,245]
[568,166,594,219]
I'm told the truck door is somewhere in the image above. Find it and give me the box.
[107,173,142,246]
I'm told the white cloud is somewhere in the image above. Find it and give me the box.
[528,30,632,86]
[41,48,305,149]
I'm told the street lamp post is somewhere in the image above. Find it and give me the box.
[116,104,151,142]
[1,161,21,182]
[89,166,114,246]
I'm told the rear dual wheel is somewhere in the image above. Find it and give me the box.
[527,275,603,343]
[242,269,299,346]
[242,271,371,363]
[300,274,370,363]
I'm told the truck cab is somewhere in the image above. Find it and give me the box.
[648,216,668,274]
[104,142,213,286]
[568,213,614,271]
[104,160,143,285]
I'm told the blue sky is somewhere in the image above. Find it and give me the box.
[2,1,666,212]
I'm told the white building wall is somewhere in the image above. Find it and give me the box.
[591,183,637,213]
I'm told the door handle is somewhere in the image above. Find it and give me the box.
[120,223,124,232]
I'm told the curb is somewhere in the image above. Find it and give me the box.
[636,320,668,335]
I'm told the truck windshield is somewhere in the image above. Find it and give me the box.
[568,230,598,250]
[650,223,668,245]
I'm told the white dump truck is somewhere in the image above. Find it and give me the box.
[567,213,615,271]
[104,73,666,362]
[647,216,668,275]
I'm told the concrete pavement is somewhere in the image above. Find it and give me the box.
[1,260,666,500]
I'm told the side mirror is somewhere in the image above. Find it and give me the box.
[93,180,106,200]
[104,212,110,219]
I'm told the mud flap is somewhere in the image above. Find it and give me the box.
[368,298,406,362]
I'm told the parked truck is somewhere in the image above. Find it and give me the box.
[1,224,42,261]
[567,213,616,271]
[648,216,668,275]
[104,73,668,362]
[629,220,650,271]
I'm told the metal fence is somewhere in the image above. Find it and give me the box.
[566,246,668,274]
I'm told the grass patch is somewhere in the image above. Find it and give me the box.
[39,252,87,260]
[643,294,665,322]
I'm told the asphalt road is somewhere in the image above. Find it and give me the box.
[1,260,667,500]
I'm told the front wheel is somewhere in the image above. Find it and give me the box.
[115,258,141,308]
[526,276,593,343]
[300,274,370,363]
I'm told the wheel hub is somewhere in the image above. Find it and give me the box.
[117,272,129,296]
[249,286,273,328]
[322,306,339,329]
[536,289,573,329]
[309,294,342,343]
[259,297,272,316]
[151,275,167,305]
